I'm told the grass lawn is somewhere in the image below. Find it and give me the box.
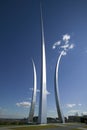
[12,125,59,130]
[71,129,81,130]
[84,126,87,128]
[71,125,87,130]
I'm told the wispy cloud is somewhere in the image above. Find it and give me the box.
[78,103,82,106]
[68,109,80,114]
[46,90,51,95]
[29,88,50,95]
[52,41,61,49]
[63,34,70,42]
[29,87,33,91]
[66,104,76,108]
[52,33,74,55]
[82,112,87,115]
[66,103,82,108]
[62,51,67,56]
[29,88,40,92]
[60,44,69,50]
[69,44,74,49]
[36,89,40,92]
[16,101,31,108]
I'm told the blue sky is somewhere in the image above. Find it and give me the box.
[0,0,87,119]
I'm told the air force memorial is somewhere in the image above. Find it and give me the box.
[28,6,74,124]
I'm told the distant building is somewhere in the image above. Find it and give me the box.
[68,115,81,122]
[80,115,87,123]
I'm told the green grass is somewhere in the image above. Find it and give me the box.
[71,129,81,130]
[84,126,87,128]
[12,125,59,130]
[71,127,87,130]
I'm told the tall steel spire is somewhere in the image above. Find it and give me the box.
[54,51,65,123]
[38,4,47,124]
[28,59,37,123]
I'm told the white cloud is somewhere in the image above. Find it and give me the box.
[46,90,51,95]
[52,34,74,55]
[82,112,87,115]
[69,44,74,49]
[60,44,69,50]
[52,45,56,49]
[29,87,33,91]
[16,101,31,108]
[60,43,74,51]
[66,104,76,108]
[63,34,70,42]
[52,33,75,54]
[29,88,40,93]
[66,103,82,109]
[55,41,61,46]
[29,88,50,95]
[36,89,40,92]
[62,51,67,56]
[68,109,80,114]
[52,41,61,50]
[78,103,82,106]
